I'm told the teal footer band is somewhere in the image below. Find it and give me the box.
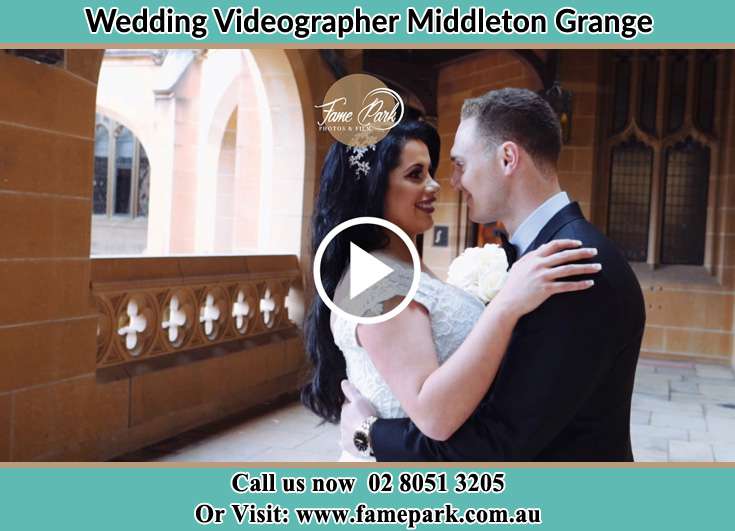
[1,466,732,529]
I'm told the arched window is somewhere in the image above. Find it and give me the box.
[661,138,710,265]
[93,124,109,215]
[607,139,653,262]
[114,125,134,215]
[602,51,720,267]
[93,114,150,218]
[137,147,150,217]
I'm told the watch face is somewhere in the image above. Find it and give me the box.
[353,432,369,452]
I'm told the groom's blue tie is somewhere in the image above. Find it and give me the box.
[495,229,518,270]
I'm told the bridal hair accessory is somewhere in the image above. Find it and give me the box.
[348,143,376,180]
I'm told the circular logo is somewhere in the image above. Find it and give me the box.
[316,74,405,147]
[313,217,420,325]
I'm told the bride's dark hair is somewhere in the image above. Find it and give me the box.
[301,119,440,423]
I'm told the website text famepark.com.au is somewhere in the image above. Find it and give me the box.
[282,502,543,527]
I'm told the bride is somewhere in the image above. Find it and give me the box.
[301,120,600,461]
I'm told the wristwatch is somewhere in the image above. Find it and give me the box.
[353,415,378,457]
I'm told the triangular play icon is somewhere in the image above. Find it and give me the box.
[349,242,394,300]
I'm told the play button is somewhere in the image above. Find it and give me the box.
[313,216,421,325]
[349,242,394,299]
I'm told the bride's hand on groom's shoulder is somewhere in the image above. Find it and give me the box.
[340,380,378,457]
[493,239,602,319]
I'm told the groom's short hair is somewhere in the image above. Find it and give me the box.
[461,88,562,169]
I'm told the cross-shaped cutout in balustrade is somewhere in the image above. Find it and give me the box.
[260,289,276,327]
[232,290,251,330]
[284,284,299,324]
[199,294,221,336]
[117,300,147,351]
[162,296,187,343]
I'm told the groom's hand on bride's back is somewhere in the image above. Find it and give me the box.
[340,380,377,457]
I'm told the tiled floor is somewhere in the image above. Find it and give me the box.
[630,359,735,462]
[124,359,735,462]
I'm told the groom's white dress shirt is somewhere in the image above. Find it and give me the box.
[509,191,571,256]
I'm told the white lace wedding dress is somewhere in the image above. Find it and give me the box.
[330,252,485,461]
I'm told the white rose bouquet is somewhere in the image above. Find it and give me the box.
[446,244,509,304]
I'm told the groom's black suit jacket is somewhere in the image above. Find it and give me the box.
[371,202,646,461]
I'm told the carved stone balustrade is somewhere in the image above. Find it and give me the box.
[91,255,302,369]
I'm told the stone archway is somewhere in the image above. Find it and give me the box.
[195,49,311,257]
[94,49,316,258]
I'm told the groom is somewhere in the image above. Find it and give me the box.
[340,87,646,461]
